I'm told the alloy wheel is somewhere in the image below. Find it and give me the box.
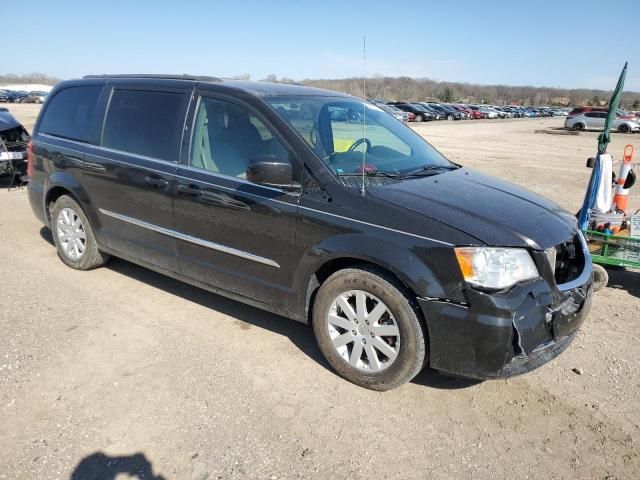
[326,290,400,372]
[56,207,87,260]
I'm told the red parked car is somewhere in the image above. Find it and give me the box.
[455,105,476,119]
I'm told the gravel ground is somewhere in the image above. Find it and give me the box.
[1,104,639,479]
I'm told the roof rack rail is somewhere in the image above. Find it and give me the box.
[82,74,223,82]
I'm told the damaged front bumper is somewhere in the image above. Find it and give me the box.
[0,156,27,176]
[419,235,593,379]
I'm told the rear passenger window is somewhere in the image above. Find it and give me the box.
[103,89,188,161]
[39,86,103,143]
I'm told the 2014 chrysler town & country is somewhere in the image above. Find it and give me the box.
[28,75,593,390]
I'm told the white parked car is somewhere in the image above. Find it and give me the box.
[480,107,499,119]
[565,112,640,133]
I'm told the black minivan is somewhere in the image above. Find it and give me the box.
[28,75,593,390]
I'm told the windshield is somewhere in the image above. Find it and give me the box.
[266,96,452,176]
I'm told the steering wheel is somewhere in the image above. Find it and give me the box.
[347,138,371,153]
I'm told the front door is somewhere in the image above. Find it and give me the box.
[173,94,299,308]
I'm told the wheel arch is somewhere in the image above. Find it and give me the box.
[45,185,80,223]
[43,172,100,231]
[296,234,454,324]
[305,256,416,319]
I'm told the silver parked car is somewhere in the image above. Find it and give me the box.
[565,112,640,133]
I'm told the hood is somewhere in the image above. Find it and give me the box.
[368,168,577,250]
[0,109,21,131]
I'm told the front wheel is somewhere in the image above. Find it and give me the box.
[415,114,423,123]
[51,195,109,270]
[447,114,454,121]
[592,264,608,292]
[312,268,427,391]
[618,124,630,133]
[573,123,585,131]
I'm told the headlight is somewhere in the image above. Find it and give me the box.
[454,247,539,290]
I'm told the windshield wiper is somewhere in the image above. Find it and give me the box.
[336,171,402,178]
[399,164,459,178]
[336,164,459,179]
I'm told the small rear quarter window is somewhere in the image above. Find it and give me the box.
[38,85,103,143]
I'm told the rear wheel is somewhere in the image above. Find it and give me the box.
[447,114,454,121]
[573,123,585,131]
[415,114,424,123]
[51,195,109,270]
[618,124,630,133]
[312,268,427,391]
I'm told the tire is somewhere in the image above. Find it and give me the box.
[618,124,630,133]
[415,114,423,123]
[447,114,454,121]
[592,264,608,292]
[312,268,427,391]
[573,123,585,131]
[50,195,109,270]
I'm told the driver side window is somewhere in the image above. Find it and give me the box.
[190,97,288,178]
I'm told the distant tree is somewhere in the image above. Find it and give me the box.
[633,99,640,110]
[262,74,278,83]
[440,86,455,102]
[588,95,602,106]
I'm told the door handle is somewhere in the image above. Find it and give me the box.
[145,176,169,189]
[177,184,203,196]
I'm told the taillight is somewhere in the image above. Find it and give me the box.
[27,141,34,177]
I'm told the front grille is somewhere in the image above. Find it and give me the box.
[552,235,585,285]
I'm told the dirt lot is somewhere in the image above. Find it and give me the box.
[1,104,639,479]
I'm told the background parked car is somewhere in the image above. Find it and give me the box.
[448,105,471,119]
[427,103,462,120]
[22,91,47,104]
[371,101,408,123]
[387,102,434,122]
[415,103,442,120]
[564,112,640,133]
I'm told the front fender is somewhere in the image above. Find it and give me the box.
[292,232,466,319]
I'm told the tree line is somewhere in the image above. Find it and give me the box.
[3,72,640,109]
[0,73,61,86]
[278,75,640,109]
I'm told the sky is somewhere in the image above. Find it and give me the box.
[3,0,639,91]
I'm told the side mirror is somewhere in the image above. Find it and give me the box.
[246,155,298,189]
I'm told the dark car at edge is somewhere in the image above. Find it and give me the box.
[0,107,30,180]
[27,75,593,390]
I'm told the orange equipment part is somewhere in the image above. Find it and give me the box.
[623,144,634,162]
[613,144,634,213]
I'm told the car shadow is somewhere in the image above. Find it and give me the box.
[70,451,166,480]
[39,226,481,391]
[606,266,640,298]
[0,175,27,190]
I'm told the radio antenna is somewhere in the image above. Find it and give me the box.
[361,35,366,196]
